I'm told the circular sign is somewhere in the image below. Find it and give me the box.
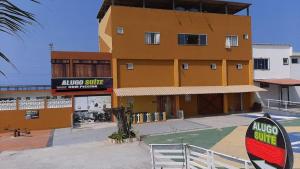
[245,114,294,169]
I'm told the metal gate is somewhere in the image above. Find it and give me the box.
[150,144,254,169]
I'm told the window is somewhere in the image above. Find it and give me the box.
[254,58,269,70]
[178,34,207,46]
[243,34,249,40]
[292,58,298,64]
[236,64,243,70]
[283,58,289,65]
[25,110,39,120]
[260,82,270,88]
[225,35,238,48]
[145,32,160,45]
[182,63,189,70]
[211,64,217,70]
[117,27,124,34]
[127,63,134,70]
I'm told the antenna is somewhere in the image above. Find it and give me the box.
[49,43,54,51]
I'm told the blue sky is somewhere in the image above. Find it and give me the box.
[0,0,300,85]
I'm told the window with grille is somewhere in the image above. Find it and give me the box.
[145,32,160,45]
[225,35,238,47]
[254,58,269,70]
[178,34,207,46]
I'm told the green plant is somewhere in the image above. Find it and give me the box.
[109,131,127,142]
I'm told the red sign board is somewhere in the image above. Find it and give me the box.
[245,115,293,169]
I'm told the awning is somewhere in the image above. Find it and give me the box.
[114,85,266,97]
[255,79,300,86]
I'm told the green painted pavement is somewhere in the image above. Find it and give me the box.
[281,119,300,127]
[143,127,236,149]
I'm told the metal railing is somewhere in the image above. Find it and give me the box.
[0,98,72,111]
[0,100,17,111]
[0,85,51,91]
[19,99,45,110]
[150,144,253,169]
[266,99,300,111]
[47,98,72,108]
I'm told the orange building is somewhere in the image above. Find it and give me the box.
[97,0,265,118]
[51,51,113,126]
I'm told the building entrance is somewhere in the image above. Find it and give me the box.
[73,95,111,127]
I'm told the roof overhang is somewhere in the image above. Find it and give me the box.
[114,85,266,97]
[255,79,300,86]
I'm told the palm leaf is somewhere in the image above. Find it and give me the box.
[0,0,39,73]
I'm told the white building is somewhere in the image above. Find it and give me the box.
[253,44,300,106]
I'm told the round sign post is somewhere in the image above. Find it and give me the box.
[245,113,293,169]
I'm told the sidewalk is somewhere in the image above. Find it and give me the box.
[0,141,152,169]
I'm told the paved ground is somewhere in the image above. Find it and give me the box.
[0,130,52,152]
[0,141,151,169]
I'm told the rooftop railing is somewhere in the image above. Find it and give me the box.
[0,85,51,91]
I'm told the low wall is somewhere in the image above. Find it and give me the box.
[0,108,73,133]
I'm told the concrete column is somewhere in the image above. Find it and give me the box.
[249,59,254,85]
[223,94,229,113]
[174,59,180,117]
[174,59,179,87]
[112,58,118,108]
[222,59,227,86]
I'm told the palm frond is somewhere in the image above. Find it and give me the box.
[0,51,19,72]
[0,70,7,78]
[0,0,39,35]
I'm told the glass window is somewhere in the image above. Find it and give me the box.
[283,58,289,65]
[225,35,238,47]
[182,63,189,70]
[178,34,207,46]
[127,63,134,70]
[254,58,269,70]
[292,58,298,64]
[145,32,160,45]
[211,64,217,70]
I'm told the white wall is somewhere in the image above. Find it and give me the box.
[253,44,292,79]
[290,56,300,79]
[254,82,280,105]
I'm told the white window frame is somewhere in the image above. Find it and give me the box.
[145,32,160,45]
[283,58,289,65]
[225,35,239,48]
[254,58,270,70]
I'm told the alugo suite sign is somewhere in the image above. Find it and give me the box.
[52,78,112,91]
[245,115,293,169]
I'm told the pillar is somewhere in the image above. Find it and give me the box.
[173,59,180,117]
[222,59,227,86]
[249,59,254,85]
[112,58,118,108]
[223,94,229,113]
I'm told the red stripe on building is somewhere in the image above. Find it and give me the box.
[246,137,286,167]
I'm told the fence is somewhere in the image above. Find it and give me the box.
[150,144,253,169]
[0,98,72,111]
[266,99,300,111]
[0,100,17,111]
